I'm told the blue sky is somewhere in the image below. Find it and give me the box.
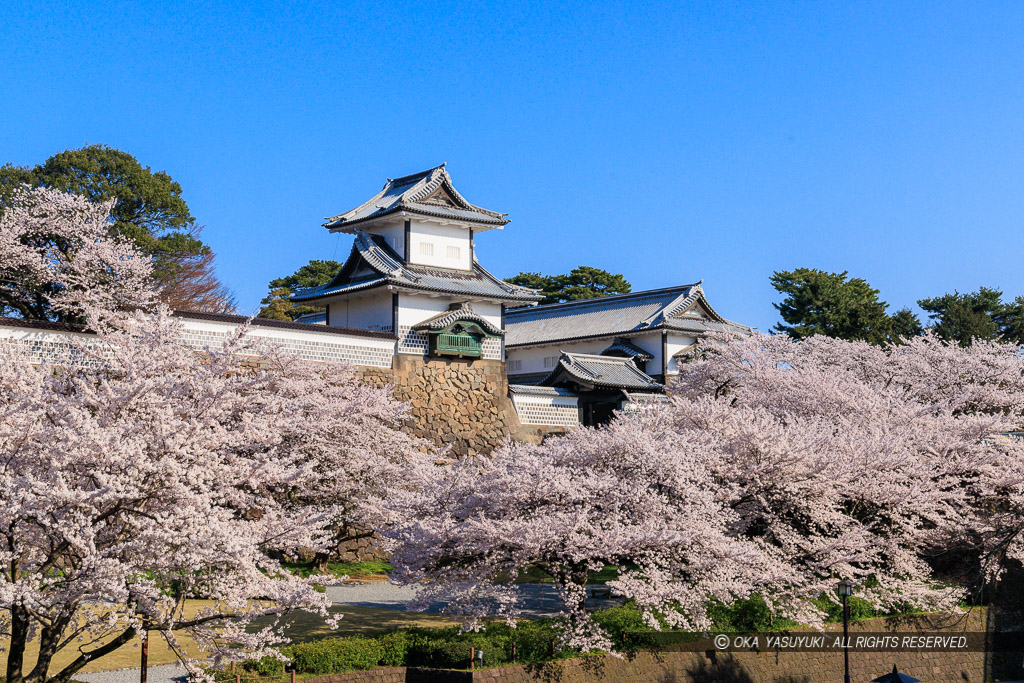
[3,1,1023,331]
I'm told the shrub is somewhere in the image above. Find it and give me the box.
[377,631,409,667]
[288,637,384,674]
[404,635,473,669]
[593,605,658,650]
[241,655,287,676]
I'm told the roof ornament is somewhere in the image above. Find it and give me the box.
[323,164,509,232]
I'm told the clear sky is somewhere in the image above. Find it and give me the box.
[3,1,1023,331]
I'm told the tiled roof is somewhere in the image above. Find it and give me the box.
[291,232,542,304]
[293,311,327,325]
[508,384,579,397]
[505,284,752,347]
[601,337,654,362]
[412,302,504,336]
[0,312,396,340]
[542,352,663,392]
[507,371,552,385]
[174,311,396,339]
[662,318,753,335]
[0,316,90,333]
[323,165,509,232]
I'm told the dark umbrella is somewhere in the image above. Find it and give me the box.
[871,664,921,683]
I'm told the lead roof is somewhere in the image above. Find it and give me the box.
[504,284,752,347]
[541,352,664,392]
[290,232,542,304]
[323,164,509,232]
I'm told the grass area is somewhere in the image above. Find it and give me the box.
[513,564,619,584]
[282,561,392,581]
[0,601,453,676]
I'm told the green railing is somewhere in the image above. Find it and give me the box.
[435,332,482,357]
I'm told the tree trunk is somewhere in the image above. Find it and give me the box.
[6,606,29,683]
[28,618,72,683]
[43,626,137,683]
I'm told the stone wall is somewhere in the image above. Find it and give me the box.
[358,354,563,457]
[333,354,567,562]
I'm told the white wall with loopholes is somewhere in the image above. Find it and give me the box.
[0,328,107,368]
[0,316,396,369]
[510,387,581,427]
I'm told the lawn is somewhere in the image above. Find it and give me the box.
[0,602,453,675]
[513,564,619,584]
[281,561,392,582]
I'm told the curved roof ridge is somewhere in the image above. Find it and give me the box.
[352,231,421,281]
[541,350,663,391]
[602,337,655,361]
[411,302,504,336]
[506,283,702,316]
[323,165,509,231]
[563,351,633,361]
[290,234,542,305]
[473,258,543,297]
[386,163,445,186]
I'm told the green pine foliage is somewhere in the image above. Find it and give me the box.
[772,269,1024,347]
[770,268,916,345]
[505,266,631,305]
[258,260,343,321]
[0,144,235,316]
[916,286,1020,346]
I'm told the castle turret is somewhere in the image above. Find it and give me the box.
[291,165,541,359]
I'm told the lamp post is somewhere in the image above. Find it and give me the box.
[836,581,854,683]
[140,630,148,683]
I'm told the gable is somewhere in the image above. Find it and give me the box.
[419,186,460,208]
[672,299,714,320]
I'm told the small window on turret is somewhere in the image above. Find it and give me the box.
[447,245,461,260]
[419,242,434,256]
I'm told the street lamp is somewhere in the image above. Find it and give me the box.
[836,580,855,683]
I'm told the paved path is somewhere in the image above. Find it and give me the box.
[325,581,619,617]
[79,663,188,683]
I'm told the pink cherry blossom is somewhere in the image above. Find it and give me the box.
[0,188,431,683]
[387,331,1024,651]
[0,186,154,324]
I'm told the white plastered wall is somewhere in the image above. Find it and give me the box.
[396,293,504,359]
[327,292,393,331]
[364,219,405,256]
[664,332,698,374]
[406,220,472,270]
[0,318,397,369]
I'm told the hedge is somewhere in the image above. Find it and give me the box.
[227,600,917,675]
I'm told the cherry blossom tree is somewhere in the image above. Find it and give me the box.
[387,331,1024,650]
[0,188,429,683]
[0,310,429,683]
[0,186,153,323]
[672,332,1024,615]
[384,415,789,651]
